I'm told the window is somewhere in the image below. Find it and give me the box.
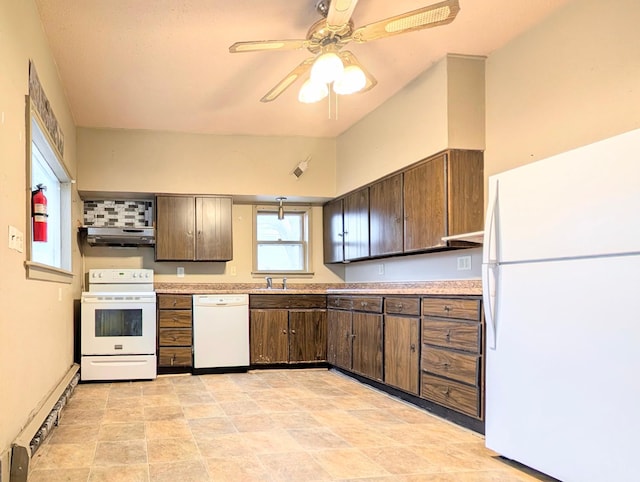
[253,205,312,274]
[27,113,73,281]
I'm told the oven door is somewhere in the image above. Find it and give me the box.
[81,292,156,355]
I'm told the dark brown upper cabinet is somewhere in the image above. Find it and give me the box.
[155,195,233,261]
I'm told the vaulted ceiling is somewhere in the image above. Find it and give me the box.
[35,0,573,138]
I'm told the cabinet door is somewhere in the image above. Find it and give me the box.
[196,196,233,261]
[328,309,352,370]
[403,154,446,251]
[384,315,420,395]
[370,174,403,256]
[156,196,195,260]
[289,310,327,363]
[323,198,344,263]
[352,312,382,381]
[250,309,288,364]
[447,150,484,237]
[343,188,370,261]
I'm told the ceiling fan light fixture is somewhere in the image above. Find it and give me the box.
[310,51,344,84]
[298,78,329,103]
[333,65,367,95]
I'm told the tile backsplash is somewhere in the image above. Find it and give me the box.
[83,200,153,227]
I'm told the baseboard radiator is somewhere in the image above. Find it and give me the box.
[10,364,80,482]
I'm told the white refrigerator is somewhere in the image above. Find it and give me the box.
[482,128,640,482]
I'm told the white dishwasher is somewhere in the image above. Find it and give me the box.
[193,294,250,370]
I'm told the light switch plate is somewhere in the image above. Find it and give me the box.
[177,267,185,277]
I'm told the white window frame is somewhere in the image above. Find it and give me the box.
[25,109,73,283]
[252,204,313,276]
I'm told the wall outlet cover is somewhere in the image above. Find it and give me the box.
[457,255,472,271]
[177,267,185,277]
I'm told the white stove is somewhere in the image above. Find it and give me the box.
[81,269,157,381]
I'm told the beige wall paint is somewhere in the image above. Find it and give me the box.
[77,128,337,200]
[335,54,485,195]
[0,0,80,457]
[82,204,345,284]
[485,0,640,178]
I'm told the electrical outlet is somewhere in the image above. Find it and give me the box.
[229,266,237,276]
[177,267,185,277]
[377,263,385,275]
[457,255,472,271]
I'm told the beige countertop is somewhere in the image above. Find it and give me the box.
[155,280,482,296]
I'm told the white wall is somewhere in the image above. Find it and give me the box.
[77,128,337,201]
[0,0,81,468]
[485,0,640,177]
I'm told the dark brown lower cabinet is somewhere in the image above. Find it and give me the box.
[249,295,327,365]
[384,315,420,395]
[288,310,327,363]
[327,308,353,370]
[157,294,193,371]
[420,296,484,419]
[250,309,289,364]
[352,312,383,381]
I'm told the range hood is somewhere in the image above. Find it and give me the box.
[85,227,155,247]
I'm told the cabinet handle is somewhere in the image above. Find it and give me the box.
[396,304,403,312]
[337,232,344,237]
[171,354,176,366]
[172,300,177,307]
[290,330,296,335]
[442,387,451,397]
[442,362,450,369]
[361,301,368,308]
[443,305,452,312]
[445,330,451,341]
[410,343,416,352]
[282,329,287,335]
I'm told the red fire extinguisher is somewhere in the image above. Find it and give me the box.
[32,184,48,242]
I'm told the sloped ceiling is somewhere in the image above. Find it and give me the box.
[35,0,573,138]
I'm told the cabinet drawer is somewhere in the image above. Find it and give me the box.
[250,294,327,309]
[158,347,192,367]
[384,297,420,316]
[158,310,192,328]
[158,294,192,310]
[422,298,480,321]
[421,373,480,418]
[421,346,480,386]
[352,296,383,313]
[422,320,480,353]
[327,296,353,310]
[159,328,192,346]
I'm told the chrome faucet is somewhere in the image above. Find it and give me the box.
[282,277,287,290]
[265,276,273,289]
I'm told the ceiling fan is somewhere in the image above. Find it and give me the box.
[229,0,460,103]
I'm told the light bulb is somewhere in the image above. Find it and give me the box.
[310,52,344,84]
[298,79,329,103]
[333,65,367,95]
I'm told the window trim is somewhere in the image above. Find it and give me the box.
[252,204,314,276]
[25,104,74,283]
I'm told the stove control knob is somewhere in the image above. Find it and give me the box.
[133,272,138,278]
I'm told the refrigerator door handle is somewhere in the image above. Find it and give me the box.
[483,179,500,349]
[483,263,499,350]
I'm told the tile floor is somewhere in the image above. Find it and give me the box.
[28,369,553,481]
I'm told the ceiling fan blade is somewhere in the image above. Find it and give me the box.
[339,51,377,92]
[326,0,359,31]
[260,57,315,103]
[351,0,460,43]
[229,39,310,53]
